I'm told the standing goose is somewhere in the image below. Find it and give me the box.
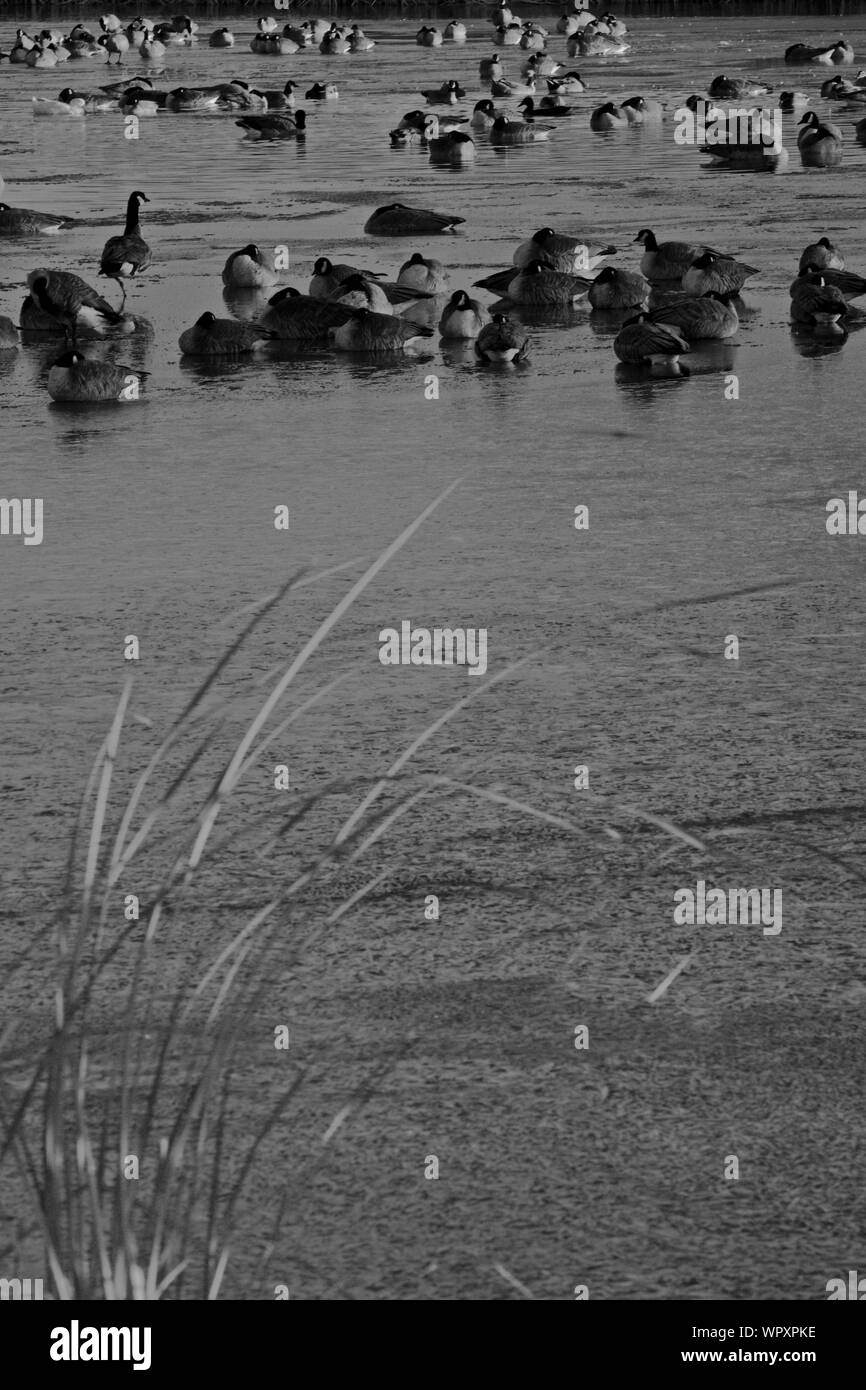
[27,269,127,344]
[364,204,465,236]
[438,290,491,339]
[397,254,449,295]
[633,229,733,282]
[47,350,146,402]
[178,311,276,355]
[0,203,73,234]
[797,111,843,166]
[261,288,353,342]
[647,291,739,339]
[236,111,306,140]
[798,236,844,271]
[514,228,615,273]
[588,265,650,310]
[682,252,758,296]
[475,313,530,362]
[329,308,434,352]
[222,245,277,289]
[99,190,150,307]
[613,314,690,374]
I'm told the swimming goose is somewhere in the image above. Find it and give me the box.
[364,204,465,236]
[329,274,393,315]
[685,94,725,121]
[427,125,476,164]
[519,25,548,54]
[166,87,222,112]
[416,26,443,48]
[474,313,530,362]
[633,230,733,282]
[217,82,269,111]
[444,21,467,44]
[494,23,524,48]
[620,95,664,123]
[178,311,276,355]
[480,55,504,82]
[490,114,553,143]
[790,274,848,330]
[507,259,592,305]
[571,27,630,56]
[329,308,434,352]
[785,37,854,66]
[55,86,119,111]
[99,190,150,307]
[590,102,627,130]
[0,316,19,350]
[797,111,843,166]
[47,350,146,402]
[0,203,73,234]
[261,288,352,341]
[820,75,866,99]
[708,75,773,98]
[397,253,449,294]
[518,96,573,118]
[263,81,299,110]
[398,108,468,136]
[491,75,536,98]
[236,111,306,140]
[513,228,615,273]
[438,290,491,338]
[222,244,277,289]
[548,71,587,94]
[648,291,739,339]
[305,83,338,100]
[682,252,758,296]
[31,95,87,117]
[27,269,126,343]
[349,27,375,52]
[613,314,690,374]
[700,141,789,172]
[470,100,502,130]
[588,265,649,309]
[209,28,234,47]
[421,80,466,105]
[10,30,35,62]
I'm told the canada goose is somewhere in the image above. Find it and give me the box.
[0,203,72,235]
[438,290,491,338]
[513,228,615,273]
[421,80,466,106]
[518,96,573,118]
[329,308,434,352]
[397,253,449,295]
[494,23,524,48]
[427,126,476,164]
[571,28,630,57]
[786,36,854,66]
[522,53,561,78]
[99,14,123,34]
[682,252,757,296]
[0,316,19,350]
[648,291,739,339]
[491,75,535,98]
[588,265,649,310]
[507,259,591,305]
[799,237,844,273]
[98,31,129,63]
[262,81,298,110]
[480,56,504,82]
[349,26,375,52]
[598,13,628,39]
[700,142,789,173]
[470,100,501,130]
[309,257,383,299]
[166,87,221,112]
[99,190,150,307]
[620,96,664,123]
[708,75,772,99]
[613,314,690,374]
[27,269,127,344]
[416,26,443,48]
[685,95,726,122]
[490,114,553,143]
[820,75,866,99]
[140,32,166,62]
[475,313,530,362]
[120,95,160,118]
[398,108,467,136]
[364,204,465,236]
[633,230,732,282]
[179,311,275,355]
[55,86,119,111]
[25,42,58,68]
[236,111,306,140]
[519,27,547,55]
[261,288,352,341]
[47,350,146,402]
[329,273,393,315]
[557,14,582,38]
[222,244,277,290]
[102,75,157,95]
[548,71,586,94]
[590,102,627,131]
[306,83,338,100]
[797,111,843,166]
[790,274,848,330]
[209,27,234,47]
[793,264,866,300]
[218,83,268,112]
[31,95,86,117]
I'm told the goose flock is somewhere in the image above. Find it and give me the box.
[1,4,865,399]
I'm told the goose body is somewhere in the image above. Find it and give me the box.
[700,142,789,172]
[620,95,664,123]
[708,75,772,99]
[475,313,529,362]
[444,22,467,44]
[522,54,560,78]
[548,71,587,94]
[786,37,854,66]
[27,269,126,342]
[490,114,553,143]
[236,111,306,140]
[32,95,86,117]
[306,83,338,101]
[513,228,615,273]
[491,76,535,98]
[416,26,443,48]
[648,291,739,339]
[427,126,476,164]
[422,80,466,106]
[438,290,490,339]
[261,288,352,342]
[571,29,630,57]
[364,204,465,236]
[634,229,731,283]
[480,55,504,81]
[55,86,119,111]
[309,257,384,300]
[99,190,150,307]
[588,265,649,309]
[590,102,627,130]
[792,265,865,300]
[470,100,501,130]
[507,260,591,305]
[397,253,449,295]
[209,28,234,48]
[399,108,467,136]
[263,82,299,110]
[613,314,690,373]
[222,244,277,289]
[0,203,72,234]
[494,24,524,48]
[797,111,843,166]
[790,274,848,329]
[178,311,275,355]
[682,251,757,296]
[166,87,222,112]
[329,274,393,315]
[518,96,573,118]
[329,308,434,352]
[47,350,145,402]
